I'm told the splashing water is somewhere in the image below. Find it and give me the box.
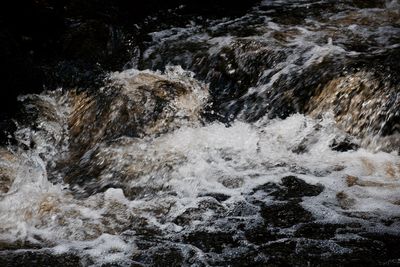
[1,1,400,266]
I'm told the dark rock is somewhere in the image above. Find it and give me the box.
[152,247,184,267]
[174,199,224,226]
[251,182,280,194]
[131,243,194,267]
[359,233,400,260]
[212,248,266,267]
[131,244,205,267]
[227,201,259,217]
[258,234,399,266]
[0,250,82,267]
[252,176,324,201]
[184,231,238,253]
[198,192,230,202]
[271,176,324,201]
[245,223,281,245]
[336,238,388,266]
[260,201,315,228]
[330,137,360,152]
[291,141,309,154]
[294,223,342,239]
[134,238,164,251]
[261,240,298,265]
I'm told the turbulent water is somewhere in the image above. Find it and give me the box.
[1,1,400,266]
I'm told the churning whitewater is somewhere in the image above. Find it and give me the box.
[0,0,400,266]
[1,66,399,266]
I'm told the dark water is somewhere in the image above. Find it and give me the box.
[0,1,399,266]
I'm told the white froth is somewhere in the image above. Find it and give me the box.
[1,97,400,263]
[1,2,399,262]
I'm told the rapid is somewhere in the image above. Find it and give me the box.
[0,0,399,266]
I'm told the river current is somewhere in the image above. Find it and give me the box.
[0,1,399,266]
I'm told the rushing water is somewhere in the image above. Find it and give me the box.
[0,1,400,266]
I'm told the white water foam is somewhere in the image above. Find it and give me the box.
[1,92,399,265]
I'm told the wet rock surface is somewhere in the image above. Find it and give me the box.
[0,250,82,267]
[269,175,324,200]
